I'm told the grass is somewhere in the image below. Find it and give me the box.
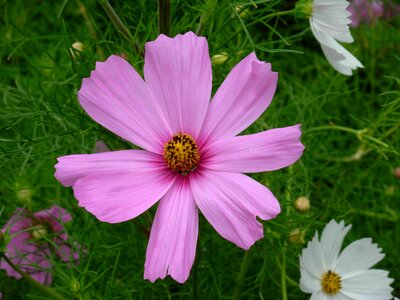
[1,0,399,299]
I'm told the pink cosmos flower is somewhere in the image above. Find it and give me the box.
[0,206,78,284]
[348,0,384,27]
[55,32,304,283]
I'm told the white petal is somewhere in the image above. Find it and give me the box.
[300,266,321,293]
[314,0,349,6]
[310,290,328,300]
[341,269,394,300]
[332,294,352,300]
[300,232,325,278]
[320,220,351,269]
[312,18,353,43]
[335,238,385,278]
[310,5,363,76]
[320,39,363,76]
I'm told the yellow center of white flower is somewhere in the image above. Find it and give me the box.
[164,133,200,175]
[321,270,341,295]
[31,224,48,240]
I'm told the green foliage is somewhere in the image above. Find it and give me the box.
[1,0,399,299]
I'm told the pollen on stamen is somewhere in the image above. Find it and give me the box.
[321,270,341,295]
[163,133,200,175]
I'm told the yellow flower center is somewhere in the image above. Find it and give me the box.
[31,224,48,240]
[321,270,341,295]
[164,133,200,175]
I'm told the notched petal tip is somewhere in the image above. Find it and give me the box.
[78,55,128,92]
[145,31,206,50]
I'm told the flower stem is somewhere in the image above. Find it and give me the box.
[99,0,132,41]
[158,0,171,36]
[192,256,198,300]
[232,250,251,300]
[192,239,201,300]
[0,253,66,300]
[281,246,288,300]
[195,0,216,36]
[264,9,295,19]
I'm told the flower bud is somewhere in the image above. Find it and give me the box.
[93,140,110,153]
[294,196,310,212]
[288,228,305,244]
[70,278,81,293]
[117,52,128,60]
[16,188,33,201]
[70,41,84,59]
[385,185,395,197]
[394,167,400,179]
[211,52,229,66]
[294,0,313,20]
[234,5,251,18]
[31,224,48,240]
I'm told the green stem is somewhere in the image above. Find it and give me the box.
[232,250,252,300]
[195,18,205,36]
[192,238,201,300]
[264,9,295,19]
[304,125,361,136]
[211,8,294,40]
[0,253,66,300]
[158,0,171,36]
[100,0,132,40]
[192,256,198,300]
[305,125,389,147]
[281,246,288,300]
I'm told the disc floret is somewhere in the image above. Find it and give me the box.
[164,133,200,175]
[321,270,341,295]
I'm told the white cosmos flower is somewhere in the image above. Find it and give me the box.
[310,0,363,75]
[300,220,394,299]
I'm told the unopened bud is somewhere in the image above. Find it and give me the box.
[394,167,400,179]
[70,278,81,293]
[70,41,84,59]
[211,52,229,66]
[288,228,305,244]
[93,140,110,153]
[294,0,313,20]
[31,224,48,240]
[294,196,310,212]
[234,5,251,18]
[117,52,128,60]
[16,188,33,203]
[352,147,366,161]
[385,185,395,196]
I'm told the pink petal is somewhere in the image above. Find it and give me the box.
[73,167,176,223]
[33,205,72,225]
[27,252,52,285]
[78,55,172,154]
[57,243,80,263]
[144,32,212,138]
[0,231,33,279]
[1,208,31,235]
[1,238,52,284]
[199,53,278,145]
[144,177,198,283]
[190,170,280,249]
[55,150,163,187]
[202,125,304,173]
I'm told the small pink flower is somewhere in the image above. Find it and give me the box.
[348,0,384,27]
[93,140,110,153]
[0,206,78,284]
[55,32,304,283]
